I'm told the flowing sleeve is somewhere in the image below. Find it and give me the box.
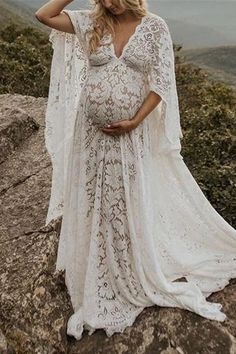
[44,10,89,226]
[147,16,183,155]
[62,9,91,53]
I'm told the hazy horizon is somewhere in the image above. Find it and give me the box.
[6,0,236,49]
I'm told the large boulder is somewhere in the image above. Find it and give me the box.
[0,105,39,164]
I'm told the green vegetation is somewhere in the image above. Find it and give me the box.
[0,23,51,97]
[175,47,236,227]
[0,26,235,227]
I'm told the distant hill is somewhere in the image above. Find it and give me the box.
[0,0,48,32]
[9,0,88,11]
[167,19,232,50]
[180,46,236,89]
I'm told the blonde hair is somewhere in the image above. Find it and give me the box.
[86,0,148,54]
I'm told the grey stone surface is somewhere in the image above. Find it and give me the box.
[0,93,235,354]
[0,105,39,164]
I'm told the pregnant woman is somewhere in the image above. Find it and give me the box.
[35,0,236,340]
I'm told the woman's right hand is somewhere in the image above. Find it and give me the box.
[35,0,75,33]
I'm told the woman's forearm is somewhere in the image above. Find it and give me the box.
[35,0,73,21]
[132,91,162,126]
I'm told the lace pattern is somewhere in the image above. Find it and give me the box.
[44,10,236,340]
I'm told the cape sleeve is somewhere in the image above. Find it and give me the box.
[44,10,89,226]
[62,9,91,53]
[147,16,183,155]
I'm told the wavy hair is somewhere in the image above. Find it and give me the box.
[86,0,148,54]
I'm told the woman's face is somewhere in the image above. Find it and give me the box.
[100,0,126,15]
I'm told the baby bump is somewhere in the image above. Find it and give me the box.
[82,71,147,128]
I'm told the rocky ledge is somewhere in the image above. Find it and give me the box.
[0,93,235,354]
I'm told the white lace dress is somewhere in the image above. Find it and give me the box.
[44,9,236,340]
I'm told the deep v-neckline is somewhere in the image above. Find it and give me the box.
[110,15,147,60]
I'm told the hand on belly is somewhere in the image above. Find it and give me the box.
[83,75,146,130]
[101,118,139,136]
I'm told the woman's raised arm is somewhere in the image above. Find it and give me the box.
[35,0,75,33]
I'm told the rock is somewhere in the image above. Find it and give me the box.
[0,93,235,353]
[0,105,39,163]
[0,329,8,354]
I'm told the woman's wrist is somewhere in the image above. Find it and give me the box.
[130,114,143,128]
[130,116,140,128]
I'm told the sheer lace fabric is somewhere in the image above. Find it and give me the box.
[44,10,236,340]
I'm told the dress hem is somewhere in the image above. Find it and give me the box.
[66,306,146,340]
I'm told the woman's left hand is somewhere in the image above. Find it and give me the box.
[101,118,138,136]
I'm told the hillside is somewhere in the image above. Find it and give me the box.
[0,0,48,32]
[167,19,231,50]
[0,20,51,97]
[7,0,88,11]
[180,46,236,89]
